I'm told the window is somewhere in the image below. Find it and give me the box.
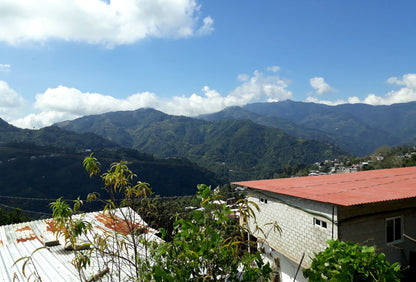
[386,216,403,244]
[259,197,268,204]
[314,217,327,229]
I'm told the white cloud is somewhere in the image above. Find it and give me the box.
[237,74,250,82]
[305,96,360,106]
[307,73,416,106]
[7,72,416,129]
[386,76,404,85]
[230,70,292,103]
[9,69,293,128]
[11,87,160,128]
[267,66,280,73]
[0,0,212,47]
[0,81,24,108]
[196,16,214,36]
[0,81,25,122]
[33,86,159,115]
[387,74,416,90]
[309,77,335,95]
[0,64,10,72]
[12,111,78,130]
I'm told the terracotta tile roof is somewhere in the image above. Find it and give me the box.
[233,166,416,206]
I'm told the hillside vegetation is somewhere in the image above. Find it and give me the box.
[56,108,346,180]
[0,142,219,215]
[0,118,117,150]
[239,100,416,155]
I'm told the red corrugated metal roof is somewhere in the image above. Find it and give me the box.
[233,166,416,206]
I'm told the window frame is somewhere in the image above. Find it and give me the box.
[259,196,268,204]
[313,217,328,229]
[386,216,403,244]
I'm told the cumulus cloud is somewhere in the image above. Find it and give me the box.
[230,70,292,103]
[0,81,24,121]
[387,74,416,90]
[9,68,293,128]
[12,111,78,130]
[307,73,416,106]
[0,0,213,47]
[12,87,159,128]
[309,77,335,95]
[0,64,10,72]
[33,86,159,115]
[0,81,24,108]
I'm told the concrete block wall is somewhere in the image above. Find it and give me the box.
[338,198,416,266]
[248,190,337,267]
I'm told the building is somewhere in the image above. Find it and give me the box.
[233,166,416,281]
[0,207,161,281]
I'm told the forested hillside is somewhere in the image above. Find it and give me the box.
[0,118,117,149]
[56,108,346,180]
[239,100,416,155]
[0,143,219,215]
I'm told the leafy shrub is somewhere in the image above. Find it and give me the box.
[303,240,402,281]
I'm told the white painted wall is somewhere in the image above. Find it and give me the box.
[247,189,337,278]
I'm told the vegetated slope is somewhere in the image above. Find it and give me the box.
[0,143,219,215]
[335,102,416,144]
[199,106,336,145]
[0,118,118,150]
[56,109,346,181]
[240,100,415,156]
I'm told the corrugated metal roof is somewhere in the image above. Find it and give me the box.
[0,207,161,281]
[233,166,416,206]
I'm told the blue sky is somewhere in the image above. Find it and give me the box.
[1,0,416,129]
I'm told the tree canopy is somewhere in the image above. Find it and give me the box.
[303,240,402,281]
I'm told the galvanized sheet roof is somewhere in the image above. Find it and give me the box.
[233,166,416,206]
[0,207,161,281]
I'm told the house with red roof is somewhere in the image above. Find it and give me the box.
[233,166,416,282]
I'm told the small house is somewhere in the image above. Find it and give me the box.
[233,166,416,281]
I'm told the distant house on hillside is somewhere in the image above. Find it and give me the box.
[233,166,416,282]
[0,207,161,280]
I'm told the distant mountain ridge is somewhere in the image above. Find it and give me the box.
[0,118,117,149]
[201,100,416,156]
[198,106,335,145]
[56,108,346,181]
[0,118,221,206]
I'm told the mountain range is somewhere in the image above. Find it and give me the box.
[0,120,219,213]
[240,100,416,156]
[2,99,415,204]
[200,100,416,156]
[56,107,346,180]
[53,100,416,179]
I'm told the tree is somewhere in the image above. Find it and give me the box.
[0,208,30,226]
[303,240,402,281]
[16,154,279,281]
[83,155,280,280]
[146,184,277,281]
